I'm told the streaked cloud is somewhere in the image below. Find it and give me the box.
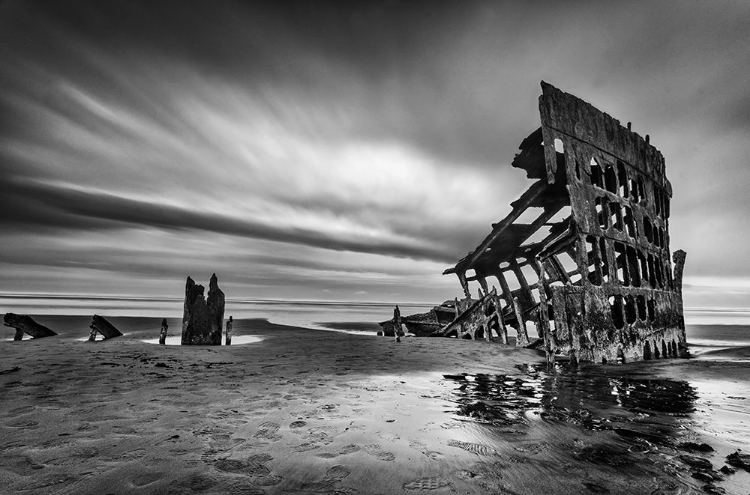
[1,0,749,307]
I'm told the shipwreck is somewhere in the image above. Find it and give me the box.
[386,82,687,364]
[4,313,57,340]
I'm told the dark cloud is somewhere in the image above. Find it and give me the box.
[0,176,457,263]
[2,0,750,305]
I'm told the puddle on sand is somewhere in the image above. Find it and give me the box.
[441,364,740,493]
[445,363,698,434]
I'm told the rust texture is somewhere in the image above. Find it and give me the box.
[379,302,456,337]
[439,289,509,344]
[437,82,686,364]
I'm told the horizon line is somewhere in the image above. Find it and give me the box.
[0,292,748,313]
[0,292,436,308]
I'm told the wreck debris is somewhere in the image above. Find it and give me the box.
[378,302,456,337]
[394,305,402,342]
[159,318,168,345]
[437,288,508,344]
[89,314,124,340]
[378,317,400,338]
[226,316,233,346]
[181,273,225,345]
[439,82,686,364]
[4,313,57,340]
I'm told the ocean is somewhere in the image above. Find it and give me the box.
[2,294,749,344]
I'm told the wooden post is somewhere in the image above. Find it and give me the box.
[394,306,402,342]
[513,297,529,347]
[159,319,168,345]
[537,257,554,365]
[499,307,509,345]
[478,276,489,295]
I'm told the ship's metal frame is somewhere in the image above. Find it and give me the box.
[392,82,687,364]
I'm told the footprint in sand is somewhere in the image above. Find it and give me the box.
[253,421,281,441]
[69,446,100,460]
[453,469,481,481]
[307,426,339,443]
[363,444,396,461]
[403,477,450,491]
[213,453,274,477]
[409,441,443,460]
[292,441,321,452]
[4,455,45,476]
[247,453,273,469]
[214,459,247,473]
[447,440,498,456]
[315,444,361,458]
[27,474,80,491]
[376,432,400,443]
[119,449,147,461]
[6,405,36,415]
[6,419,40,429]
[301,465,352,491]
[0,440,27,450]
[582,481,610,493]
[167,473,219,494]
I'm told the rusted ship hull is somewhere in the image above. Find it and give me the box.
[430,82,687,364]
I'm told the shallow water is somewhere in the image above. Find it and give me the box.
[141,335,263,346]
[0,294,432,334]
[442,359,750,494]
[445,363,698,432]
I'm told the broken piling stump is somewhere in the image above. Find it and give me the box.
[3,313,57,340]
[89,315,123,340]
[159,318,168,345]
[181,273,225,345]
[394,305,402,342]
[225,316,233,346]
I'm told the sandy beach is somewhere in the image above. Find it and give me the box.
[1,317,749,494]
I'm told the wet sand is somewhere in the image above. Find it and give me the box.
[1,316,749,494]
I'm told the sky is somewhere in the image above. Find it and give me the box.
[1,0,750,309]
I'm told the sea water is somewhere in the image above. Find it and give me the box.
[2,294,749,340]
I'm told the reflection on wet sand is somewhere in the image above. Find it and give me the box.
[443,363,738,494]
[447,363,697,429]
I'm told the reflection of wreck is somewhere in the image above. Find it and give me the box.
[390,82,687,364]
